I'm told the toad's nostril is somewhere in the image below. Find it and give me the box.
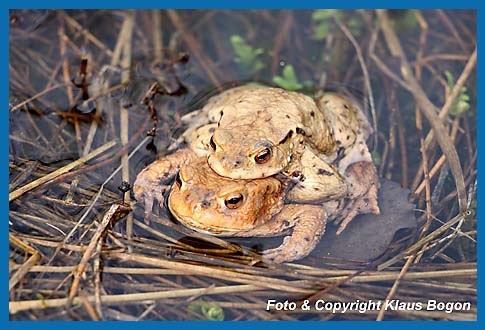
[200,200,211,208]
[234,160,241,168]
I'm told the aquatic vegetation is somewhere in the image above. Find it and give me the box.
[188,301,225,321]
[390,10,419,31]
[8,9,476,321]
[312,9,363,39]
[445,70,471,117]
[230,34,265,75]
[272,64,311,91]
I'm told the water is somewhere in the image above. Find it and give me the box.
[9,10,476,321]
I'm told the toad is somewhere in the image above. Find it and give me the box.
[134,124,379,263]
[176,86,379,224]
[134,120,370,228]
[166,157,379,263]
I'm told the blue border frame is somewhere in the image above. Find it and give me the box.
[3,0,481,328]
[2,0,481,9]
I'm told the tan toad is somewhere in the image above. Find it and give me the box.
[176,86,379,225]
[134,121,368,228]
[133,125,379,263]
[166,157,378,263]
[134,87,380,259]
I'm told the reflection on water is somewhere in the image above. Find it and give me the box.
[9,10,476,321]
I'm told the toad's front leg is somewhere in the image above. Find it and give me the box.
[240,204,327,263]
[133,148,196,223]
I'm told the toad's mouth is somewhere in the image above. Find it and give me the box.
[168,189,255,235]
[172,213,242,236]
[168,198,244,235]
[207,153,283,180]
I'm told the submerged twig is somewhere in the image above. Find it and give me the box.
[10,83,66,112]
[67,203,131,307]
[9,10,476,321]
[11,284,261,314]
[9,140,117,202]
[378,210,472,270]
[375,9,468,212]
[118,11,135,239]
[334,14,378,148]
[166,10,221,88]
[9,234,42,291]
[62,12,114,58]
[376,254,415,320]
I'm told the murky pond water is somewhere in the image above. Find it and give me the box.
[9,10,476,320]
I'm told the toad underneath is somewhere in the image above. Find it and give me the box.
[165,157,379,263]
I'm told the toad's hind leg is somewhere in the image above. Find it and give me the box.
[285,148,348,203]
[259,205,327,263]
[334,161,380,235]
[133,148,196,223]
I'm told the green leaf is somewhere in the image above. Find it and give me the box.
[272,65,304,91]
[445,70,470,117]
[347,16,363,36]
[445,71,455,89]
[230,35,265,75]
[312,10,363,39]
[313,23,330,39]
[201,304,225,321]
[371,150,381,167]
[188,301,224,321]
[312,10,334,40]
[188,303,202,314]
[391,10,419,31]
[312,9,334,21]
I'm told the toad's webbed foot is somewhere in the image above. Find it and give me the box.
[261,205,327,263]
[334,161,380,235]
[133,182,171,224]
[133,148,196,224]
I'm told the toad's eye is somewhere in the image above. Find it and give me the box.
[174,172,182,188]
[209,136,216,150]
[224,193,244,209]
[254,148,271,164]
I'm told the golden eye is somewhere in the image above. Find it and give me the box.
[224,193,244,209]
[209,136,216,150]
[254,148,271,164]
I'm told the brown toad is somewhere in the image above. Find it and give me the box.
[134,118,379,262]
[133,126,378,262]
[166,157,379,263]
[176,86,379,224]
[134,123,357,225]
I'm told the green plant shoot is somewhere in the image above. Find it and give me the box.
[188,301,225,321]
[312,10,363,39]
[445,70,470,117]
[230,35,265,75]
[273,64,312,91]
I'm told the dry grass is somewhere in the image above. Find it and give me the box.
[9,10,476,320]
